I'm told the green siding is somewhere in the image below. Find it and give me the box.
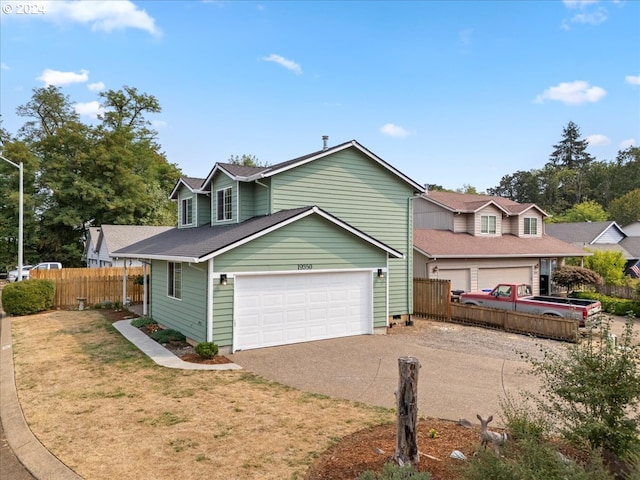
[211,174,237,225]
[197,193,210,226]
[269,148,415,316]
[212,214,388,346]
[150,260,208,342]
[253,178,270,217]
[238,182,256,222]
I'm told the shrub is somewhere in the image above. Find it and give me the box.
[571,291,640,317]
[1,279,55,316]
[195,342,218,359]
[521,313,640,460]
[358,462,430,479]
[150,328,185,344]
[130,317,157,328]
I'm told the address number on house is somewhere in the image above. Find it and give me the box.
[298,264,313,270]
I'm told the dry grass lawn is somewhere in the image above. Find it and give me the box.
[10,310,395,479]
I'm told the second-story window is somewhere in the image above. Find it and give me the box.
[481,215,496,234]
[217,187,232,221]
[524,217,538,235]
[181,198,193,225]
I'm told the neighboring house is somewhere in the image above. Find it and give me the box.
[623,221,640,236]
[85,225,173,268]
[546,221,640,279]
[413,191,590,294]
[114,139,424,352]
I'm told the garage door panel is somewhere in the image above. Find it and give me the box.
[478,267,530,291]
[234,271,372,350]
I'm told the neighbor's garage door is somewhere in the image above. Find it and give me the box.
[438,269,470,292]
[234,271,372,351]
[478,267,531,291]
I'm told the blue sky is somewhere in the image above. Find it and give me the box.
[1,0,639,193]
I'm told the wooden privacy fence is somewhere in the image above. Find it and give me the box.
[413,277,579,342]
[30,267,144,309]
[449,303,579,342]
[413,278,451,320]
[596,284,639,300]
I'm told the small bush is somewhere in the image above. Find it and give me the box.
[358,462,430,479]
[130,317,157,328]
[150,328,185,344]
[195,342,218,359]
[571,291,640,316]
[1,279,55,316]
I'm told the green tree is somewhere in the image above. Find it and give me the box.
[13,85,181,266]
[552,265,602,292]
[487,169,542,205]
[547,200,608,223]
[227,154,268,167]
[584,249,627,286]
[608,189,640,227]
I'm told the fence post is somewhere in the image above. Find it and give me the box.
[394,356,421,466]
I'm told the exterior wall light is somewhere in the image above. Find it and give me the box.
[220,274,227,286]
[377,268,384,278]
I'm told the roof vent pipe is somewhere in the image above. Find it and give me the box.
[424,183,429,195]
[322,135,329,150]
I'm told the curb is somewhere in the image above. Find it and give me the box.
[0,315,83,480]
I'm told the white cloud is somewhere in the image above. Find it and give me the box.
[262,54,303,75]
[625,75,640,86]
[380,123,411,137]
[87,81,105,91]
[562,0,608,29]
[40,0,160,36]
[152,120,167,128]
[534,80,606,105]
[1,63,9,70]
[620,138,636,149]
[585,134,610,146]
[74,101,103,118]
[37,68,89,86]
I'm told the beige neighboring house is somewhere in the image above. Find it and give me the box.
[85,225,173,268]
[413,191,590,295]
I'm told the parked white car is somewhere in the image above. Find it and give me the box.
[7,265,34,282]
[8,262,62,282]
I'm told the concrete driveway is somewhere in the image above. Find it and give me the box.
[228,320,543,424]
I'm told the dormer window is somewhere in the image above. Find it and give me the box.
[524,217,538,235]
[217,187,232,221]
[481,215,496,234]
[181,198,193,226]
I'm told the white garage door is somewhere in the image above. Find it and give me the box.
[438,269,470,292]
[234,271,372,351]
[478,267,531,291]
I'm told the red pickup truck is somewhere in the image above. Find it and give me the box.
[459,283,602,324]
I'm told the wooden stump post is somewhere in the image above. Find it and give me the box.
[394,356,421,466]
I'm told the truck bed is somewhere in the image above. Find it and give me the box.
[528,296,599,307]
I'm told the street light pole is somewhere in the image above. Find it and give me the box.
[0,153,24,281]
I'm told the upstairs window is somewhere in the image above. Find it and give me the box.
[524,217,538,235]
[168,262,182,299]
[181,197,193,225]
[216,187,232,221]
[481,215,497,234]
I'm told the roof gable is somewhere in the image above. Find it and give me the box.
[202,140,425,193]
[169,176,206,200]
[114,206,403,262]
[420,191,548,217]
[545,221,626,245]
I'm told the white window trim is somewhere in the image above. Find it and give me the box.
[216,187,233,222]
[181,197,194,226]
[167,262,182,300]
[524,217,538,236]
[480,215,497,235]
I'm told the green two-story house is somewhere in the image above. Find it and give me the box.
[115,139,424,352]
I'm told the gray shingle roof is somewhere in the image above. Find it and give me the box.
[545,221,619,244]
[414,229,589,258]
[114,206,402,262]
[99,225,174,254]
